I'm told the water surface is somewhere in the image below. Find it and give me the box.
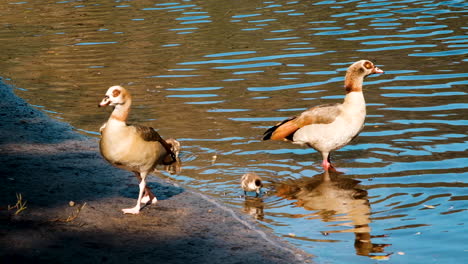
[0,0,467,263]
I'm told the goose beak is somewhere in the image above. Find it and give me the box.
[98,98,111,107]
[373,66,384,74]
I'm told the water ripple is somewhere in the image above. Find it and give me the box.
[1,0,466,262]
[341,30,454,40]
[179,51,332,65]
[382,103,467,111]
[381,91,466,97]
[390,119,467,126]
[358,44,437,52]
[410,48,468,56]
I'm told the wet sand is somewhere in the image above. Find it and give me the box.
[0,81,310,264]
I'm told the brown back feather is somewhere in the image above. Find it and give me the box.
[263,103,342,141]
[132,124,176,165]
[263,116,298,141]
[297,103,341,126]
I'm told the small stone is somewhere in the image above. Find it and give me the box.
[69,201,75,207]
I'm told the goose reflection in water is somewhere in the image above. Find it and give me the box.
[274,170,391,259]
[162,158,182,175]
[242,197,265,220]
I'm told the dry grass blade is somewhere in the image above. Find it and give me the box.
[8,193,27,215]
[51,202,87,223]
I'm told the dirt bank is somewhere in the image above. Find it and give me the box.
[0,81,311,263]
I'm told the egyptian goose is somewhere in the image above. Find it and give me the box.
[98,85,178,214]
[163,138,182,175]
[241,172,263,197]
[263,60,383,171]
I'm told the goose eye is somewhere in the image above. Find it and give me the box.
[364,61,373,70]
[112,89,121,97]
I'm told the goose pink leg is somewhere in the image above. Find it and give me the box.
[321,159,331,171]
[321,152,337,172]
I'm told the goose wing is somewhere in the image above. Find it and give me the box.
[132,124,176,164]
[263,103,342,141]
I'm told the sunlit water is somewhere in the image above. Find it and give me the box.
[1,0,467,263]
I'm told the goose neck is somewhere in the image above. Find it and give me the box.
[110,100,131,122]
[344,71,364,93]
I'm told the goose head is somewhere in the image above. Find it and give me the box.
[241,172,263,194]
[98,85,131,108]
[345,60,384,92]
[350,60,384,76]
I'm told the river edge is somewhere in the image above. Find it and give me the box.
[0,81,311,263]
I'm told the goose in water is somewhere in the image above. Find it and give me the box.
[263,60,384,171]
[241,172,263,197]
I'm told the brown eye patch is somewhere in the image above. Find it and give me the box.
[112,89,121,97]
[364,61,373,70]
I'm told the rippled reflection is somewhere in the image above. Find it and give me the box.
[242,197,265,221]
[274,170,391,260]
[0,0,466,263]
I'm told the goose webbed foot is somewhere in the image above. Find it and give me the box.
[122,205,141,215]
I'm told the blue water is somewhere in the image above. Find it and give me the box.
[0,0,466,263]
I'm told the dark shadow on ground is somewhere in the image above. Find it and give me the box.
[0,81,309,264]
[0,149,184,209]
[0,198,296,264]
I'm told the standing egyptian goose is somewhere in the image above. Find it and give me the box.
[263,60,383,171]
[241,172,263,197]
[98,85,178,214]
